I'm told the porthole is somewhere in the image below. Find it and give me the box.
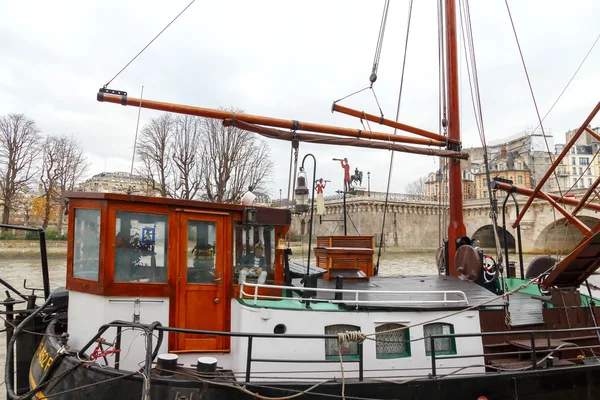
[274,324,287,334]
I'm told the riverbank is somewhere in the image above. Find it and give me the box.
[0,240,67,258]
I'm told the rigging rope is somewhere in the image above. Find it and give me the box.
[370,0,392,86]
[103,0,196,88]
[375,0,414,276]
[504,0,567,261]
[458,0,509,308]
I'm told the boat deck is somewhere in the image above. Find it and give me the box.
[291,275,504,310]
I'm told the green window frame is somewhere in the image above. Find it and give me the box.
[424,323,456,356]
[325,324,360,361]
[375,323,411,359]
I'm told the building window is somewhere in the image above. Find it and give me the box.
[588,169,592,176]
[589,178,593,187]
[572,157,576,164]
[580,157,589,165]
[73,209,101,281]
[114,211,169,283]
[518,176,523,184]
[483,191,488,198]
[325,325,360,360]
[375,324,411,359]
[424,323,456,356]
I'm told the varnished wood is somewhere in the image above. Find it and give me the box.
[445,0,466,277]
[223,119,468,160]
[176,212,227,352]
[98,93,450,148]
[331,103,455,145]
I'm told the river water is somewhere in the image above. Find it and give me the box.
[0,252,560,395]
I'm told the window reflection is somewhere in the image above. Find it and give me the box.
[114,211,168,283]
[234,224,275,284]
[187,220,216,284]
[73,209,100,281]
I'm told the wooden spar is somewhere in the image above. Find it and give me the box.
[537,191,592,237]
[97,92,446,147]
[445,0,465,277]
[493,180,600,213]
[570,175,600,217]
[512,101,600,229]
[222,119,469,159]
[585,126,600,142]
[331,103,456,145]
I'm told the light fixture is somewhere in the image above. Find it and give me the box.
[276,238,286,250]
[244,207,257,224]
[294,170,309,213]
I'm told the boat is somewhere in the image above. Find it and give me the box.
[4,1,600,399]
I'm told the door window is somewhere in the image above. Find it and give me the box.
[187,220,217,284]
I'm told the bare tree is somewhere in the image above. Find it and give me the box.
[39,135,61,229]
[405,176,427,197]
[136,114,174,197]
[200,112,273,203]
[171,115,203,200]
[38,135,89,230]
[55,136,89,233]
[0,114,41,225]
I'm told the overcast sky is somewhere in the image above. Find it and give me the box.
[1,1,599,198]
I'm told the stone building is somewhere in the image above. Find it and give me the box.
[550,125,600,192]
[466,130,555,192]
[425,168,475,201]
[474,147,531,199]
[79,172,160,196]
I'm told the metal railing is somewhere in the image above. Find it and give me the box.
[239,281,469,306]
[429,325,600,376]
[76,320,600,390]
[81,320,363,384]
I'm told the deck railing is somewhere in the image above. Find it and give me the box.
[239,281,469,306]
[430,325,600,376]
[78,320,600,390]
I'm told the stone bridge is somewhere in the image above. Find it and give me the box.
[288,189,599,253]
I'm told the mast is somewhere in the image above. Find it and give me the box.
[445,0,466,276]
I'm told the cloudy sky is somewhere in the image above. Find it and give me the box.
[1,0,599,198]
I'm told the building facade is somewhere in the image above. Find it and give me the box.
[79,172,160,196]
[474,147,531,199]
[425,169,475,201]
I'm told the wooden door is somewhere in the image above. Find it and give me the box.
[176,213,226,351]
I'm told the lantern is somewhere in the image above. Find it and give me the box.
[294,170,310,213]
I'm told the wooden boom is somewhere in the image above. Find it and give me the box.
[97,92,446,147]
[222,119,468,159]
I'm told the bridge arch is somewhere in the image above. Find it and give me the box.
[471,225,515,250]
[533,216,600,253]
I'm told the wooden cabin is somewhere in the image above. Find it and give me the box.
[65,192,290,354]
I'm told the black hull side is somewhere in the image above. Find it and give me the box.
[31,322,600,400]
[34,354,600,399]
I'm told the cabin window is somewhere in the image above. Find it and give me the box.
[73,208,101,281]
[234,223,275,285]
[375,323,410,359]
[424,323,456,356]
[325,324,360,360]
[187,220,217,284]
[114,211,169,283]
